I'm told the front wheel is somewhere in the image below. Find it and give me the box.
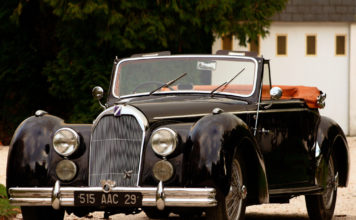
[206,153,247,220]
[305,156,337,220]
[21,206,64,220]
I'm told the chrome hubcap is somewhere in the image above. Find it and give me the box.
[225,159,245,220]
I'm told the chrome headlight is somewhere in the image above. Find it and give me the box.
[151,128,177,156]
[56,159,77,181]
[53,128,80,157]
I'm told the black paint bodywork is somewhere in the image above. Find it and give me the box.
[7,54,349,211]
[6,115,92,188]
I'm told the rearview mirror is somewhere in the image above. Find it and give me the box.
[270,87,282,100]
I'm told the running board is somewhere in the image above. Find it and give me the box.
[269,186,323,196]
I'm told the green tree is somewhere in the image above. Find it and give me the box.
[0,0,287,143]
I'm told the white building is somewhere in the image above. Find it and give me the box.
[212,0,356,135]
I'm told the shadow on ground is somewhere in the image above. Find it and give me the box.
[245,214,356,220]
[245,213,308,220]
[161,213,308,220]
[162,213,355,220]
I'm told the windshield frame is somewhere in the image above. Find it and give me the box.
[112,55,259,99]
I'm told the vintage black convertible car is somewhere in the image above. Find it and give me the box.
[7,51,349,220]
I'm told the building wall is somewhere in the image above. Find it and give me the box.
[212,22,350,134]
[350,24,356,136]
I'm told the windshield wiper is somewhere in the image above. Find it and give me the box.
[210,68,246,97]
[149,72,188,95]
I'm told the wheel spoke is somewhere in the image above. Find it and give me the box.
[225,159,244,220]
[322,158,336,209]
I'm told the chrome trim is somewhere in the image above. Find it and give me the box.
[315,142,321,158]
[254,80,263,136]
[270,87,283,100]
[156,181,165,210]
[89,105,148,187]
[151,128,177,157]
[258,108,312,114]
[9,186,217,208]
[51,181,60,210]
[154,113,209,120]
[92,105,148,131]
[334,172,339,191]
[260,100,305,105]
[53,128,80,157]
[212,108,224,115]
[112,55,259,99]
[317,92,326,108]
[153,108,314,120]
[100,180,116,193]
[92,86,106,110]
[240,185,247,199]
[35,110,48,117]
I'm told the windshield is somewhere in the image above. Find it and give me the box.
[113,56,257,98]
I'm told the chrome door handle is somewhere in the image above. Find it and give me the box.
[260,128,270,134]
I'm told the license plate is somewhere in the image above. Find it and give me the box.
[74,191,142,207]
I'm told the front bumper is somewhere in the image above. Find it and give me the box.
[9,181,217,210]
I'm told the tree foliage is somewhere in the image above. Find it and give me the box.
[0,0,287,143]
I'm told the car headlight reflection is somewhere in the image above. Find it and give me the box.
[53,128,80,157]
[151,128,177,157]
[56,159,77,181]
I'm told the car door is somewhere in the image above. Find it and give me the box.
[255,62,319,189]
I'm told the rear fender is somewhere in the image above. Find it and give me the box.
[317,116,349,187]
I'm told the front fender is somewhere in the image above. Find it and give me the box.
[187,113,268,204]
[6,113,92,190]
[317,116,349,187]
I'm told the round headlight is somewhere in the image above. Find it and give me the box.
[53,128,80,157]
[56,160,77,181]
[151,128,177,156]
[153,160,174,182]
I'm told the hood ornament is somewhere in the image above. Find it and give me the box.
[123,170,133,179]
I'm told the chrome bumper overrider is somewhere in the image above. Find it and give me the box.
[9,181,217,210]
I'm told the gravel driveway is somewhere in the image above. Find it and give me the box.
[1,137,355,219]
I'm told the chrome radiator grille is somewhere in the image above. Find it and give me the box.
[89,115,143,187]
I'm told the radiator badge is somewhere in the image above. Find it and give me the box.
[123,170,133,179]
[114,105,122,117]
[100,180,116,193]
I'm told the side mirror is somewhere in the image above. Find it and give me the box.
[92,86,104,100]
[270,87,282,100]
[92,86,106,109]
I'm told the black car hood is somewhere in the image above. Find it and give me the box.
[114,95,254,122]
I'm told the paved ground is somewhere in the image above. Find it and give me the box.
[1,137,355,219]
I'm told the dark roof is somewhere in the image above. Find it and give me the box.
[272,0,356,22]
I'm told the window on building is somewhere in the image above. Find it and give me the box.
[306,35,317,56]
[222,35,233,51]
[276,35,287,56]
[249,37,260,55]
[336,35,346,55]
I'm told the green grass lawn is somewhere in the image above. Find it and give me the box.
[0,184,19,218]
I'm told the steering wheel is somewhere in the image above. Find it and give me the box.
[132,81,176,93]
